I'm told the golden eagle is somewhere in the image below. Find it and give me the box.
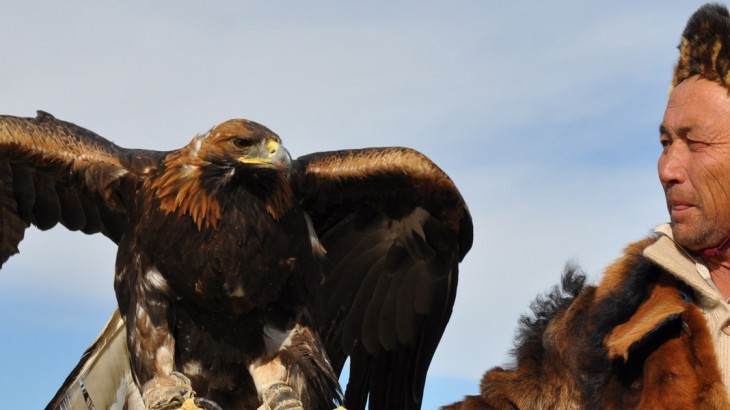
[0,111,472,410]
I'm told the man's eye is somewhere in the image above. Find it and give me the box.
[687,138,709,150]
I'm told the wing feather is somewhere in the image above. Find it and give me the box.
[0,111,166,267]
[394,262,420,344]
[361,246,399,354]
[56,184,86,230]
[292,147,472,409]
[33,171,62,230]
[0,164,26,266]
[340,246,388,356]
[377,256,407,350]
[10,164,36,223]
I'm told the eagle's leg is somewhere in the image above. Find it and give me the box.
[249,356,304,410]
[126,294,198,410]
[248,323,305,410]
[119,263,222,410]
[248,321,341,409]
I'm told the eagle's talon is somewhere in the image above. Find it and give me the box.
[142,372,196,410]
[192,397,224,410]
[258,382,304,410]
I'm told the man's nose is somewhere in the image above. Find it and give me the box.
[658,145,685,188]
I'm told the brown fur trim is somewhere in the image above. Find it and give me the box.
[618,304,730,409]
[595,236,657,300]
[469,273,593,409]
[681,304,730,409]
[440,396,489,410]
[605,276,685,361]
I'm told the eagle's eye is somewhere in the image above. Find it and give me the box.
[232,138,254,150]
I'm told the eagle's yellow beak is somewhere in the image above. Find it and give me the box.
[238,140,291,170]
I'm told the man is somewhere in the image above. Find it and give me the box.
[446,3,730,409]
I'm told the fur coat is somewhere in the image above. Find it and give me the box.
[444,236,730,409]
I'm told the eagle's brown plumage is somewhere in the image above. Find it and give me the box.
[0,111,472,410]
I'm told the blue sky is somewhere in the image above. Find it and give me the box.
[0,1,712,408]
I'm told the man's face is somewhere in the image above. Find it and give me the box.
[659,76,730,251]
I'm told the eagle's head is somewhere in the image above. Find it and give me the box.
[195,119,291,175]
[148,119,295,230]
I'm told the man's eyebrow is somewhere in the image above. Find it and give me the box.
[659,124,692,137]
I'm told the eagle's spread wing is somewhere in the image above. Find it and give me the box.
[0,111,165,267]
[292,147,473,410]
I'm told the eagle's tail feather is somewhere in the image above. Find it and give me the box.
[46,310,143,410]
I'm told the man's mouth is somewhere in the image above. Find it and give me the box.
[667,199,696,217]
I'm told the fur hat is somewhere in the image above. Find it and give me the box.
[674,3,730,89]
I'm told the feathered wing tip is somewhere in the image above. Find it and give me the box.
[673,3,730,89]
[47,310,144,410]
